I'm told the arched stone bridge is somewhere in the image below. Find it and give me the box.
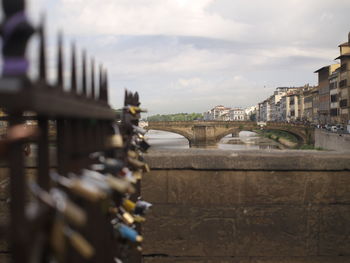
[146,121,314,147]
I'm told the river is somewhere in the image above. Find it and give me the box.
[145,130,282,150]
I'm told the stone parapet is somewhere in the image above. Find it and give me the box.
[142,149,350,263]
[145,149,350,170]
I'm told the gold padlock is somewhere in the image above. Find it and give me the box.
[132,170,143,180]
[123,199,136,213]
[62,199,87,227]
[51,219,66,257]
[70,179,108,202]
[65,227,95,259]
[105,175,135,194]
[144,163,150,173]
[107,134,123,148]
[122,211,135,225]
[128,157,145,169]
[127,150,138,159]
[133,215,146,223]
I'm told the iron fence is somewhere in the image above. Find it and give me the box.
[0,1,150,262]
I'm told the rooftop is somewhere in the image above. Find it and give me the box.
[335,53,350,60]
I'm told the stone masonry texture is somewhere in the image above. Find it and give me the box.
[142,149,350,263]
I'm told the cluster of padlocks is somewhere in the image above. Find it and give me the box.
[26,91,151,262]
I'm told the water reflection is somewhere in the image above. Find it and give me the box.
[146,130,281,150]
[146,130,188,149]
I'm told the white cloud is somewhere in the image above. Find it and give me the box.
[49,0,249,40]
[21,0,350,114]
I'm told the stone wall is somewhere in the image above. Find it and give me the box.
[142,149,350,263]
[315,129,350,151]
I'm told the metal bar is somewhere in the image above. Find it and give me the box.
[39,18,46,82]
[71,43,77,94]
[82,50,87,96]
[56,118,66,175]
[37,116,49,189]
[91,58,95,99]
[57,32,64,90]
[8,113,28,263]
[0,88,116,119]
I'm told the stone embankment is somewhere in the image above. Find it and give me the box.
[142,149,350,263]
[315,129,350,151]
[257,130,298,148]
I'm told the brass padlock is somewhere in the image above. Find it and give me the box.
[106,174,135,194]
[65,227,95,259]
[70,179,108,202]
[60,197,87,227]
[123,199,136,213]
[106,134,123,148]
[51,219,66,258]
[122,211,135,225]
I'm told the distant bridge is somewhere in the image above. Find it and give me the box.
[145,121,314,147]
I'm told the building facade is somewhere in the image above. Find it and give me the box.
[336,33,350,125]
[203,105,231,121]
[229,108,245,121]
[329,68,340,124]
[314,64,340,125]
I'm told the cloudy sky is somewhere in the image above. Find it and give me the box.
[26,0,350,115]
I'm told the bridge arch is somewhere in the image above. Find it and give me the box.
[145,127,193,144]
[263,128,304,144]
[215,127,246,142]
[145,121,313,147]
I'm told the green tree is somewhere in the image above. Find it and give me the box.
[147,113,203,122]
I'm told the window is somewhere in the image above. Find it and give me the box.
[329,82,337,89]
[330,109,338,116]
[340,63,347,72]
[339,79,347,88]
[291,110,295,116]
[340,99,348,107]
[330,94,337,102]
[304,97,312,103]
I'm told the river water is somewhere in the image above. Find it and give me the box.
[145,130,282,150]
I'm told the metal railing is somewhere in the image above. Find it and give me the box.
[0,1,150,262]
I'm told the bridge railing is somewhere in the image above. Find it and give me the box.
[0,1,150,262]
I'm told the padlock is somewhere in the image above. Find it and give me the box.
[122,211,135,225]
[132,170,143,180]
[133,215,146,223]
[29,183,87,227]
[64,227,95,259]
[119,168,138,184]
[105,174,136,194]
[51,172,107,202]
[114,257,123,263]
[132,125,147,136]
[134,200,152,216]
[51,189,87,227]
[127,157,146,169]
[70,179,108,202]
[106,134,123,148]
[114,223,143,243]
[122,199,136,213]
[127,150,138,159]
[50,218,66,257]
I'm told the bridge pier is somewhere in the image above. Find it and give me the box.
[191,125,217,147]
[231,130,240,137]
